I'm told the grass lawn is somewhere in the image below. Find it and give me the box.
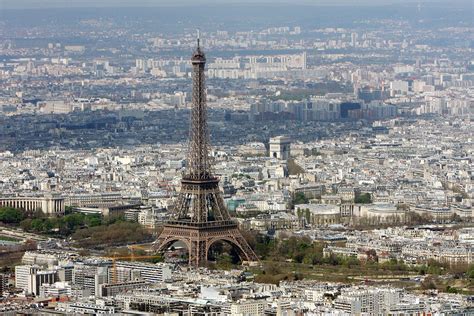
[0,235,21,242]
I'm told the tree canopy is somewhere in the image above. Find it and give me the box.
[355,193,372,204]
[292,192,309,205]
[0,207,25,224]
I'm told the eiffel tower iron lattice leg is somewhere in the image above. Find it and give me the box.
[154,36,258,267]
[155,222,258,267]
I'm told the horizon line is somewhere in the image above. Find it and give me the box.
[1,0,471,10]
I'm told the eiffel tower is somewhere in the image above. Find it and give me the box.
[154,37,258,267]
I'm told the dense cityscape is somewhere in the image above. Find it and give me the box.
[0,1,473,315]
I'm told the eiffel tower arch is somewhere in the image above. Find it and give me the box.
[154,37,258,267]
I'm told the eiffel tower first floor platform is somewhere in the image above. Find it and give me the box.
[154,220,259,267]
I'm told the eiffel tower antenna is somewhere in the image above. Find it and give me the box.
[154,36,258,267]
[197,29,200,48]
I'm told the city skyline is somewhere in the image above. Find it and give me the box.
[1,0,473,9]
[0,0,472,314]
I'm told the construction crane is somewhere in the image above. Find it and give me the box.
[106,253,162,284]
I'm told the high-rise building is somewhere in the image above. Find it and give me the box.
[0,274,8,296]
[351,32,358,47]
[15,265,57,296]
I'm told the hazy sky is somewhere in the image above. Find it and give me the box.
[2,0,470,9]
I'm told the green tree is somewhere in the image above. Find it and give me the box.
[426,259,446,275]
[467,265,474,279]
[0,207,25,223]
[303,249,324,265]
[216,253,233,270]
[86,216,102,227]
[355,193,372,204]
[342,256,360,268]
[20,212,105,236]
[72,221,152,248]
[64,206,74,215]
[446,286,459,294]
[31,219,44,232]
[292,192,309,205]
